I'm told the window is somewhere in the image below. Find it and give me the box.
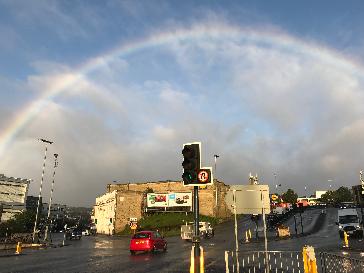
[95,219,97,224]
[133,233,150,239]
[110,218,112,223]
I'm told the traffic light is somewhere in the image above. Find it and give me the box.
[182,143,201,186]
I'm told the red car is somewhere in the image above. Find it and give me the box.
[130,231,167,255]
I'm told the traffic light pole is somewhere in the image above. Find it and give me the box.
[193,186,200,273]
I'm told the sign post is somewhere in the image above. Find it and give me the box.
[225,185,270,273]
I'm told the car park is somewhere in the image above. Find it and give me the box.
[129,231,167,255]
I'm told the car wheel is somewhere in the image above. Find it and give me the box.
[130,250,136,255]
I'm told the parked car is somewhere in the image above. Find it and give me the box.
[129,231,167,255]
[82,229,90,236]
[67,228,82,240]
[180,222,214,240]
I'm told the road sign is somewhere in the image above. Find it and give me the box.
[131,224,137,230]
[198,170,209,183]
[271,194,278,201]
[225,185,270,214]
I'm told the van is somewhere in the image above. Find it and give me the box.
[336,209,363,238]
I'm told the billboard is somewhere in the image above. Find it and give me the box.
[168,192,192,207]
[146,192,192,208]
[147,193,168,207]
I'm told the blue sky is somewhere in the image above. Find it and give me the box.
[1,1,364,206]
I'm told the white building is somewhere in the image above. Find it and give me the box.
[93,190,117,235]
[315,190,327,199]
[0,174,31,222]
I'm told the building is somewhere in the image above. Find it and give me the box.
[93,180,232,234]
[0,174,31,222]
[93,191,117,235]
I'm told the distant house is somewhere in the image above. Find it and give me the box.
[0,174,31,222]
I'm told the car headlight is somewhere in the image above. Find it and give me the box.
[357,225,361,229]
[339,225,343,229]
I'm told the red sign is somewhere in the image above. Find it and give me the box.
[198,170,209,183]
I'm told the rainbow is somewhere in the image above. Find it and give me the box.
[1,23,363,157]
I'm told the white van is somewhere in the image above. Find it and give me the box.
[336,209,363,238]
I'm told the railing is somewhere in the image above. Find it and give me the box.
[225,250,303,273]
[319,252,364,273]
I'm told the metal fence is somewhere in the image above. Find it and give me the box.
[319,252,364,273]
[225,250,303,273]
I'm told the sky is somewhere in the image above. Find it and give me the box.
[1,0,364,207]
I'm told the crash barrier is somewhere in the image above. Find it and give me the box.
[319,252,364,273]
[190,245,204,273]
[225,250,304,273]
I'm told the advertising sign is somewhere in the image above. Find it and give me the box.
[147,193,168,207]
[168,192,192,207]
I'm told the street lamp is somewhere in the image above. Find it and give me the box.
[214,155,220,212]
[44,153,59,242]
[328,179,333,191]
[33,138,53,243]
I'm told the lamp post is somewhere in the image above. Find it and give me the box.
[33,138,53,243]
[44,153,59,242]
[328,179,333,191]
[214,154,220,213]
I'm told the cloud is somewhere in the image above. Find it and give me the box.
[2,21,364,205]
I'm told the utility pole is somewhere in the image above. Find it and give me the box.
[360,171,364,223]
[214,154,219,213]
[33,138,53,243]
[193,186,200,273]
[44,153,59,242]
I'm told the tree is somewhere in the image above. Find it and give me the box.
[319,190,336,204]
[281,189,298,204]
[334,186,353,203]
[0,210,36,236]
[320,187,353,205]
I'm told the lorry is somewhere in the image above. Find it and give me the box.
[336,209,363,238]
[180,221,214,240]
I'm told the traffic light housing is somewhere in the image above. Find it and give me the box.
[182,143,201,186]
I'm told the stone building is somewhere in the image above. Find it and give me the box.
[93,180,232,234]
[0,174,31,222]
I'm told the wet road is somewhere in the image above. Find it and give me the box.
[1,208,362,272]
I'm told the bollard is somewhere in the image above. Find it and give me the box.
[15,242,22,255]
[245,231,249,242]
[190,245,195,273]
[343,231,349,248]
[200,246,204,273]
[302,245,318,273]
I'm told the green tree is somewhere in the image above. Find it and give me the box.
[320,187,353,205]
[0,210,36,236]
[319,190,336,204]
[334,186,353,204]
[281,188,298,204]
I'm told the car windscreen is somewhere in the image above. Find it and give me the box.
[133,233,150,239]
[339,215,358,224]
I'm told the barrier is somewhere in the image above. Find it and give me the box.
[225,250,303,273]
[319,252,364,273]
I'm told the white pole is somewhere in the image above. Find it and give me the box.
[233,190,240,273]
[33,144,49,243]
[44,154,58,241]
[261,191,269,273]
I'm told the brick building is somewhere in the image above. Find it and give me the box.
[93,180,232,234]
